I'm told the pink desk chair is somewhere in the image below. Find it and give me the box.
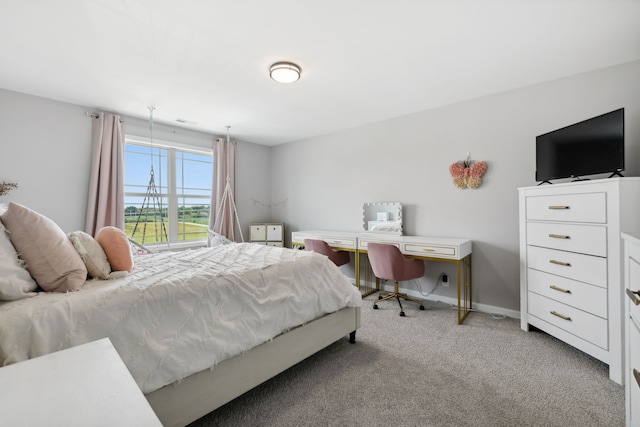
[304,238,351,267]
[367,242,425,316]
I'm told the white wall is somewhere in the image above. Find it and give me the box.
[271,60,640,313]
[0,89,272,238]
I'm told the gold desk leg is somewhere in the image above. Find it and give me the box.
[358,250,380,298]
[457,254,472,325]
[355,249,360,291]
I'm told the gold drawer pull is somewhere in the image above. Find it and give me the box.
[550,310,571,321]
[634,369,640,388]
[550,285,571,294]
[549,259,571,267]
[421,248,435,252]
[549,234,570,239]
[626,288,640,306]
[548,205,570,210]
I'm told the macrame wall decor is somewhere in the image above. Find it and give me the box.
[449,153,487,189]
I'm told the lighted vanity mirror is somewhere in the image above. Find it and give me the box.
[362,202,403,235]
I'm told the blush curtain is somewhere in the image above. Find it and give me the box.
[209,137,237,240]
[85,112,125,236]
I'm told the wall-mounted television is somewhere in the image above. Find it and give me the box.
[535,108,624,183]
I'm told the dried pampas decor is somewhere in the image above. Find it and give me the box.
[0,182,18,196]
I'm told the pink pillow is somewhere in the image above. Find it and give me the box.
[0,202,87,292]
[95,226,134,272]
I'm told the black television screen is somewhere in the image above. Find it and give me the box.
[535,108,624,182]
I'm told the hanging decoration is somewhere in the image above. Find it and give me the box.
[129,106,170,251]
[449,153,487,189]
[251,197,288,208]
[212,126,244,242]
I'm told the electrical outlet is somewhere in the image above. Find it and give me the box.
[442,273,449,287]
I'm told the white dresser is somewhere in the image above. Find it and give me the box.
[519,178,640,385]
[623,232,640,426]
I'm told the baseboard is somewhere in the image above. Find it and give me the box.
[372,283,521,320]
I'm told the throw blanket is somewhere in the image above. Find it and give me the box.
[0,243,362,393]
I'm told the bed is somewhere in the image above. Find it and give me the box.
[0,204,362,426]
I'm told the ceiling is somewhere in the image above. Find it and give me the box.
[1,0,639,146]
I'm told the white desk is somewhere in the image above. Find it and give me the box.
[0,338,162,427]
[292,230,473,324]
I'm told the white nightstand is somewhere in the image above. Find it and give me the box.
[0,338,162,427]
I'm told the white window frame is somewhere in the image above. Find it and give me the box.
[124,134,213,250]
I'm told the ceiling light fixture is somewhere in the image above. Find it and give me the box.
[269,62,301,83]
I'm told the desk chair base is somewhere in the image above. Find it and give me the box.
[373,281,425,316]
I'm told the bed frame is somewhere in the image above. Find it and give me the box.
[145,306,360,427]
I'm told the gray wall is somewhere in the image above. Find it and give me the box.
[0,88,272,239]
[271,60,640,315]
[1,59,639,316]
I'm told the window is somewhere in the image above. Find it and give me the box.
[124,136,213,248]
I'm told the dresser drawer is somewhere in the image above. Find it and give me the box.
[527,222,606,257]
[527,269,607,317]
[629,317,640,425]
[527,245,607,287]
[528,291,608,349]
[526,192,606,223]
[627,247,640,328]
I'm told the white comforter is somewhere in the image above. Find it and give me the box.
[0,243,362,393]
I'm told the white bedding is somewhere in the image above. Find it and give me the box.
[0,243,362,393]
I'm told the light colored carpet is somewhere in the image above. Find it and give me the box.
[189,297,624,427]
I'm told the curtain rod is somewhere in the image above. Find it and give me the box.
[85,111,123,122]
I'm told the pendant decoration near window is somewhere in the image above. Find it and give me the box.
[449,154,487,189]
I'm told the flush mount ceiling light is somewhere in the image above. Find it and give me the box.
[269,62,301,83]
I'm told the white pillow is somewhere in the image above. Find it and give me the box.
[0,220,38,300]
[68,231,112,279]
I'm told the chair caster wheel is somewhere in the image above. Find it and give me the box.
[419,305,425,310]
[399,311,405,317]
[378,295,383,300]
[373,304,379,310]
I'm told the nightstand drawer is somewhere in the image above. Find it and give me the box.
[527,268,607,316]
[528,291,607,349]
[526,192,606,223]
[527,245,607,287]
[527,222,606,257]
